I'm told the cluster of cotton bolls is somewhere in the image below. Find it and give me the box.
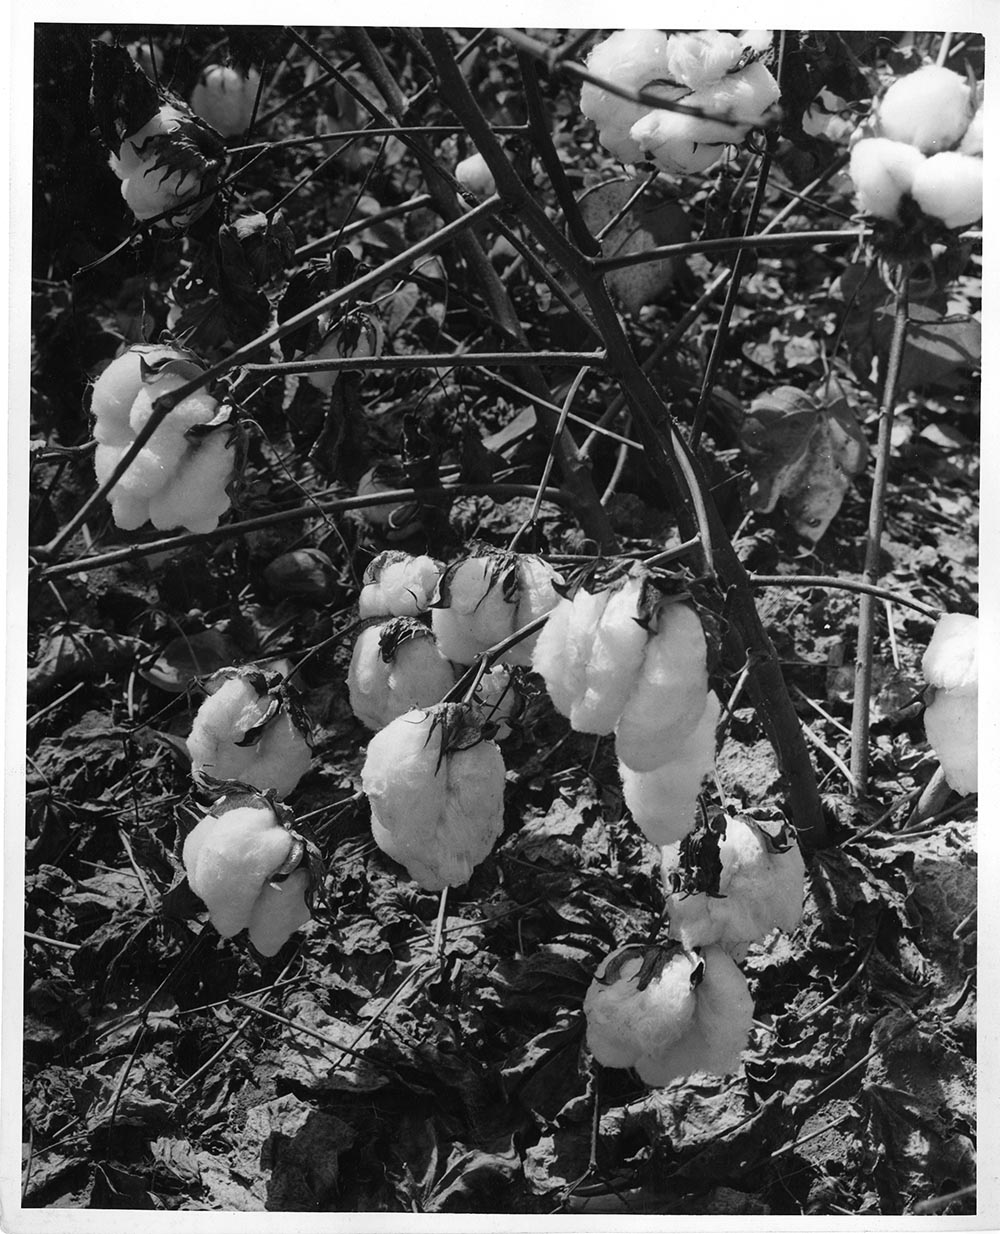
[90,345,237,534]
[579,28,780,174]
[352,547,563,890]
[182,666,316,957]
[530,565,806,1088]
[848,65,984,230]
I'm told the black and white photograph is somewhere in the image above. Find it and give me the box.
[6,9,994,1225]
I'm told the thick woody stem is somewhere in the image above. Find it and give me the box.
[423,27,828,851]
[850,275,910,793]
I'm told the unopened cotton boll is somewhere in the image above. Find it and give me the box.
[358,552,442,619]
[615,600,709,772]
[190,65,261,138]
[347,619,456,731]
[877,65,973,154]
[584,942,753,1086]
[662,816,805,954]
[910,152,984,229]
[848,137,926,220]
[182,803,299,938]
[619,692,720,844]
[580,29,675,163]
[456,152,496,197]
[361,704,506,890]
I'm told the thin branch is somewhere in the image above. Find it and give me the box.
[749,573,940,620]
[850,276,910,793]
[241,350,609,377]
[295,193,433,260]
[592,228,865,274]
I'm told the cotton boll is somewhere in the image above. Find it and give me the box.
[183,805,296,938]
[571,575,649,733]
[147,429,234,533]
[615,601,709,772]
[910,152,984,229]
[110,494,151,531]
[110,105,219,226]
[959,106,983,156]
[358,552,442,618]
[531,588,609,719]
[620,692,720,844]
[581,29,674,163]
[634,945,753,1086]
[662,816,806,952]
[584,944,698,1070]
[246,868,312,957]
[877,65,973,154]
[190,65,261,138]
[922,613,978,695]
[472,665,518,740]
[361,706,505,890]
[924,689,977,795]
[848,137,926,221]
[503,556,564,667]
[348,621,455,731]
[91,347,178,446]
[664,30,744,90]
[456,152,496,197]
[249,711,313,798]
[630,110,726,175]
[187,675,273,784]
[802,89,854,143]
[432,557,517,665]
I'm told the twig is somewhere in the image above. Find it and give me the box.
[801,722,857,793]
[295,193,433,259]
[24,932,81,952]
[850,274,910,793]
[241,350,608,376]
[593,228,865,274]
[749,573,939,620]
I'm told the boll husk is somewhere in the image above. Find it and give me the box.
[347,618,456,731]
[358,551,442,619]
[848,137,926,221]
[91,347,236,534]
[187,668,312,798]
[360,703,505,890]
[662,815,805,957]
[432,551,563,667]
[580,29,779,172]
[619,692,721,844]
[614,599,709,772]
[182,799,311,954]
[922,613,978,795]
[532,572,648,733]
[876,65,973,154]
[190,64,261,138]
[108,103,223,227]
[910,152,984,230]
[456,152,496,197]
[583,942,754,1086]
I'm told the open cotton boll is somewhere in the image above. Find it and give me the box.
[922,613,978,695]
[503,556,564,667]
[664,30,745,90]
[183,805,297,938]
[620,692,720,844]
[910,152,984,229]
[571,575,649,733]
[432,557,516,665]
[634,945,753,1087]
[924,690,977,795]
[110,493,151,531]
[877,65,973,154]
[630,110,726,175]
[91,347,180,446]
[615,601,709,772]
[959,106,984,156]
[583,941,753,1087]
[456,152,496,197]
[110,104,220,226]
[361,705,505,890]
[348,620,455,731]
[358,552,442,618]
[531,587,610,719]
[580,29,674,163]
[148,428,235,534]
[662,816,806,953]
[849,138,926,221]
[246,868,312,957]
